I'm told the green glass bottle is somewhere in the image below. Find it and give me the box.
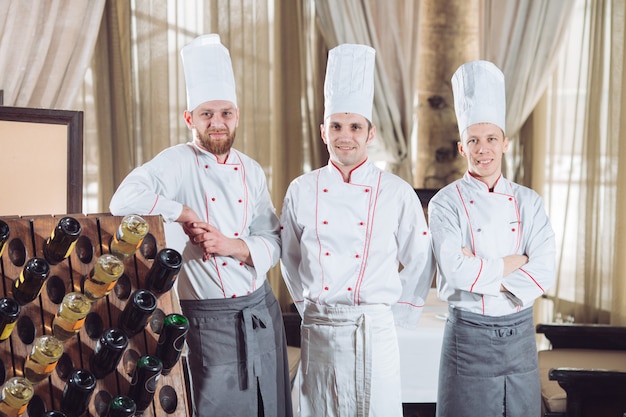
[145,248,182,295]
[106,395,136,417]
[60,369,96,417]
[155,313,189,375]
[0,220,9,259]
[43,216,82,265]
[127,355,162,414]
[12,257,50,306]
[0,298,20,342]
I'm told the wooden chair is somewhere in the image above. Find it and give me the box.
[536,323,626,417]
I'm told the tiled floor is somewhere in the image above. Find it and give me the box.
[403,403,436,417]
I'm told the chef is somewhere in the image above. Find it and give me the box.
[428,60,556,417]
[110,34,292,417]
[279,43,435,417]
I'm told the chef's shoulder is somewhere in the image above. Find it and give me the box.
[284,168,322,194]
[428,179,461,209]
[148,142,197,162]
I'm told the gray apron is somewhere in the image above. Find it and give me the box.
[436,307,540,417]
[180,281,293,417]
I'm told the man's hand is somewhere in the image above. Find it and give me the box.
[185,221,253,265]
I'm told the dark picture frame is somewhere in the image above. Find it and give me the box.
[0,106,83,215]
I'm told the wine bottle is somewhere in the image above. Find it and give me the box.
[43,216,82,265]
[52,292,92,341]
[82,254,124,302]
[90,328,129,379]
[106,395,136,417]
[42,412,68,417]
[0,377,34,417]
[154,313,189,375]
[0,220,9,259]
[110,215,149,260]
[118,289,157,338]
[60,369,96,417]
[127,355,162,415]
[12,257,50,306]
[23,335,64,383]
[0,298,20,342]
[145,248,182,296]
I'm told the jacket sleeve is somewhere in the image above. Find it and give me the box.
[501,193,556,306]
[239,171,281,278]
[279,184,305,317]
[109,151,184,222]
[392,187,436,328]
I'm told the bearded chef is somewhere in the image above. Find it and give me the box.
[110,34,292,417]
[428,60,556,417]
[279,43,436,417]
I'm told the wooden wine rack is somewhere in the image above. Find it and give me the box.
[0,214,190,417]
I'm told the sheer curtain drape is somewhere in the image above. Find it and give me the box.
[0,0,104,108]
[539,0,626,325]
[482,0,575,186]
[314,0,420,181]
[80,0,307,307]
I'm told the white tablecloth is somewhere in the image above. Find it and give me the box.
[397,288,447,403]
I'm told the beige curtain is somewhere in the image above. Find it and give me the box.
[80,0,315,308]
[613,0,626,325]
[482,0,575,187]
[0,0,104,108]
[314,0,420,181]
[536,0,625,324]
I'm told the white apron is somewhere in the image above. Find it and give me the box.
[298,302,402,417]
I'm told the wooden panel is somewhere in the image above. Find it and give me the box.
[0,214,190,417]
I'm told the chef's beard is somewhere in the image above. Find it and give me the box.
[195,128,236,156]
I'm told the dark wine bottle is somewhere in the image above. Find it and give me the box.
[0,298,20,342]
[0,220,9,259]
[42,411,68,417]
[90,328,129,379]
[118,289,157,338]
[43,216,82,265]
[127,355,162,415]
[106,395,136,417]
[12,257,50,305]
[145,248,182,295]
[154,313,189,375]
[60,369,96,417]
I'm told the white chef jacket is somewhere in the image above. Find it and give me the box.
[280,159,435,327]
[109,142,281,300]
[428,172,556,316]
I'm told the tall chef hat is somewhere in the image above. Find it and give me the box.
[323,43,376,122]
[181,34,237,111]
[451,60,506,137]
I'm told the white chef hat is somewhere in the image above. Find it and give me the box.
[180,34,237,112]
[451,60,506,137]
[323,43,376,122]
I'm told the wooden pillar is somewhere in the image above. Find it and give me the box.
[415,0,480,188]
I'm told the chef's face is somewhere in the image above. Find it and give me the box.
[321,113,375,173]
[458,122,509,188]
[184,100,239,159]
